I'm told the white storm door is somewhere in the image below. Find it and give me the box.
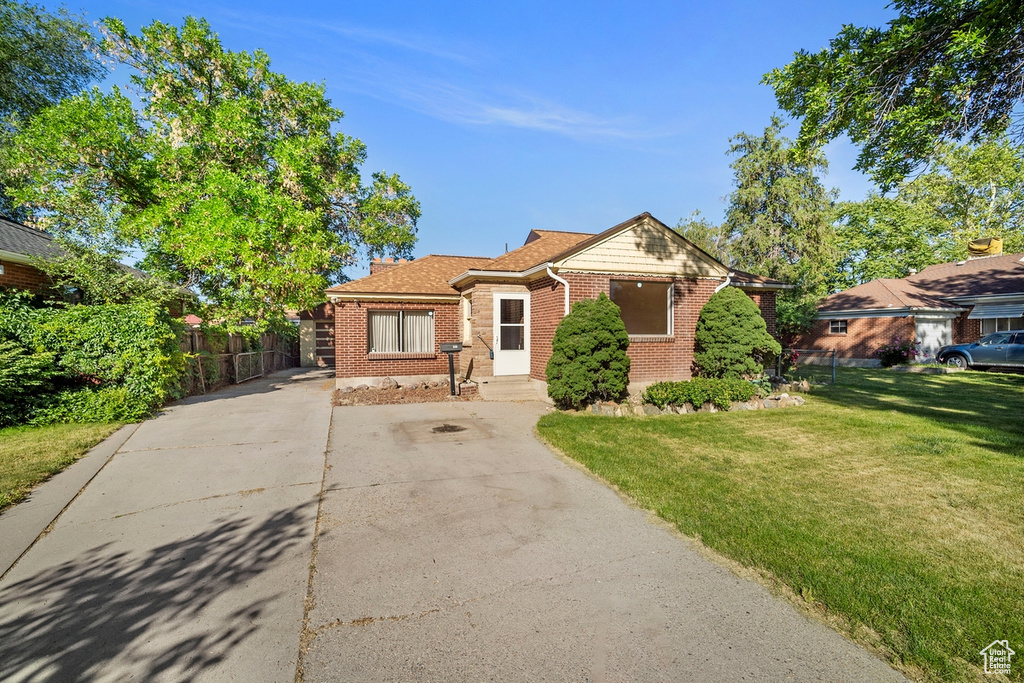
[493,292,530,375]
[915,318,952,361]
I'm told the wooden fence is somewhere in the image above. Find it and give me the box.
[177,329,299,396]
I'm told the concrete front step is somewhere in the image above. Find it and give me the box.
[476,376,547,402]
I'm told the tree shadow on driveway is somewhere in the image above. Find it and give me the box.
[0,504,309,682]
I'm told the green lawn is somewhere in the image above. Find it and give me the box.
[537,368,1024,682]
[0,423,122,512]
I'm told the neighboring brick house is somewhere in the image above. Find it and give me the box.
[0,217,62,292]
[322,213,787,391]
[791,252,1024,364]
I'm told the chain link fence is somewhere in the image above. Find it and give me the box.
[778,348,837,384]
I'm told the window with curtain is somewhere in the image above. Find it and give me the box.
[368,310,434,353]
[609,280,672,335]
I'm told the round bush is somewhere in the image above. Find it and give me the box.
[694,287,781,379]
[546,293,630,409]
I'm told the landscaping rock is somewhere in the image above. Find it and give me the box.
[762,398,780,409]
[732,400,754,411]
[796,379,811,392]
[697,403,718,413]
[355,384,369,391]
[341,386,354,394]
[643,404,662,416]
[379,377,399,390]
[792,395,806,406]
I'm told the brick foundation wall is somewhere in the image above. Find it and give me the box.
[334,300,460,380]
[789,316,915,358]
[0,261,49,291]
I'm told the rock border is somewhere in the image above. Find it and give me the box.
[582,393,806,417]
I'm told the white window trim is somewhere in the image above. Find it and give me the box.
[611,279,674,338]
[367,309,435,354]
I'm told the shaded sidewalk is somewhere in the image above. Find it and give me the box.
[0,369,334,683]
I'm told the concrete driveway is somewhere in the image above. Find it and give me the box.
[301,401,906,682]
[0,369,334,683]
[0,376,905,682]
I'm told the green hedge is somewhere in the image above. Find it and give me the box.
[0,292,184,425]
[643,377,758,411]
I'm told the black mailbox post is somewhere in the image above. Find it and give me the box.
[439,342,463,396]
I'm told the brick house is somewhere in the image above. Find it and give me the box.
[319,213,786,393]
[0,217,61,292]
[790,252,1024,363]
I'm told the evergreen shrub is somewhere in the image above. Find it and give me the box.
[694,288,781,379]
[546,293,630,409]
[643,377,757,411]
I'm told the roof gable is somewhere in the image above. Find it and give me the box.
[553,213,729,278]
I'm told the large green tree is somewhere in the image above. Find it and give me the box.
[833,136,1024,288]
[721,117,837,334]
[765,0,1024,187]
[0,0,104,219]
[2,17,419,326]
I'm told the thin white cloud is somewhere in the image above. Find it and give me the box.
[209,9,676,142]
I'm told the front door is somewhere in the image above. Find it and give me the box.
[493,292,530,375]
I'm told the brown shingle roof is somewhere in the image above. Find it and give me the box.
[818,253,1024,311]
[907,252,1024,298]
[480,229,594,272]
[326,255,492,296]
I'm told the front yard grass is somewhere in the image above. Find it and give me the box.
[536,368,1024,682]
[0,423,122,512]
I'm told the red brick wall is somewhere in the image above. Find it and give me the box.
[334,300,460,380]
[790,316,914,358]
[0,261,49,291]
[528,273,721,383]
[743,290,777,336]
[954,310,981,344]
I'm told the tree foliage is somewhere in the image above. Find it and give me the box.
[721,117,837,333]
[833,136,1024,289]
[35,240,189,308]
[765,0,1024,187]
[546,293,631,409]
[1,17,420,326]
[0,0,104,220]
[674,211,731,264]
[694,288,781,380]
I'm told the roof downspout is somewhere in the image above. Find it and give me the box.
[546,265,570,316]
[714,272,735,294]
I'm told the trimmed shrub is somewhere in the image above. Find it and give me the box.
[546,293,630,409]
[694,288,781,379]
[0,292,185,424]
[643,377,758,411]
[873,337,919,367]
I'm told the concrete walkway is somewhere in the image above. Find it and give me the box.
[301,401,906,682]
[0,369,334,683]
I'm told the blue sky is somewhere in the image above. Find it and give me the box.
[72,0,896,275]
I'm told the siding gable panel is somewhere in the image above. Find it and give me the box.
[554,218,728,278]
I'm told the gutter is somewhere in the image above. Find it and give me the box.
[448,262,550,287]
[546,265,570,315]
[714,271,734,294]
